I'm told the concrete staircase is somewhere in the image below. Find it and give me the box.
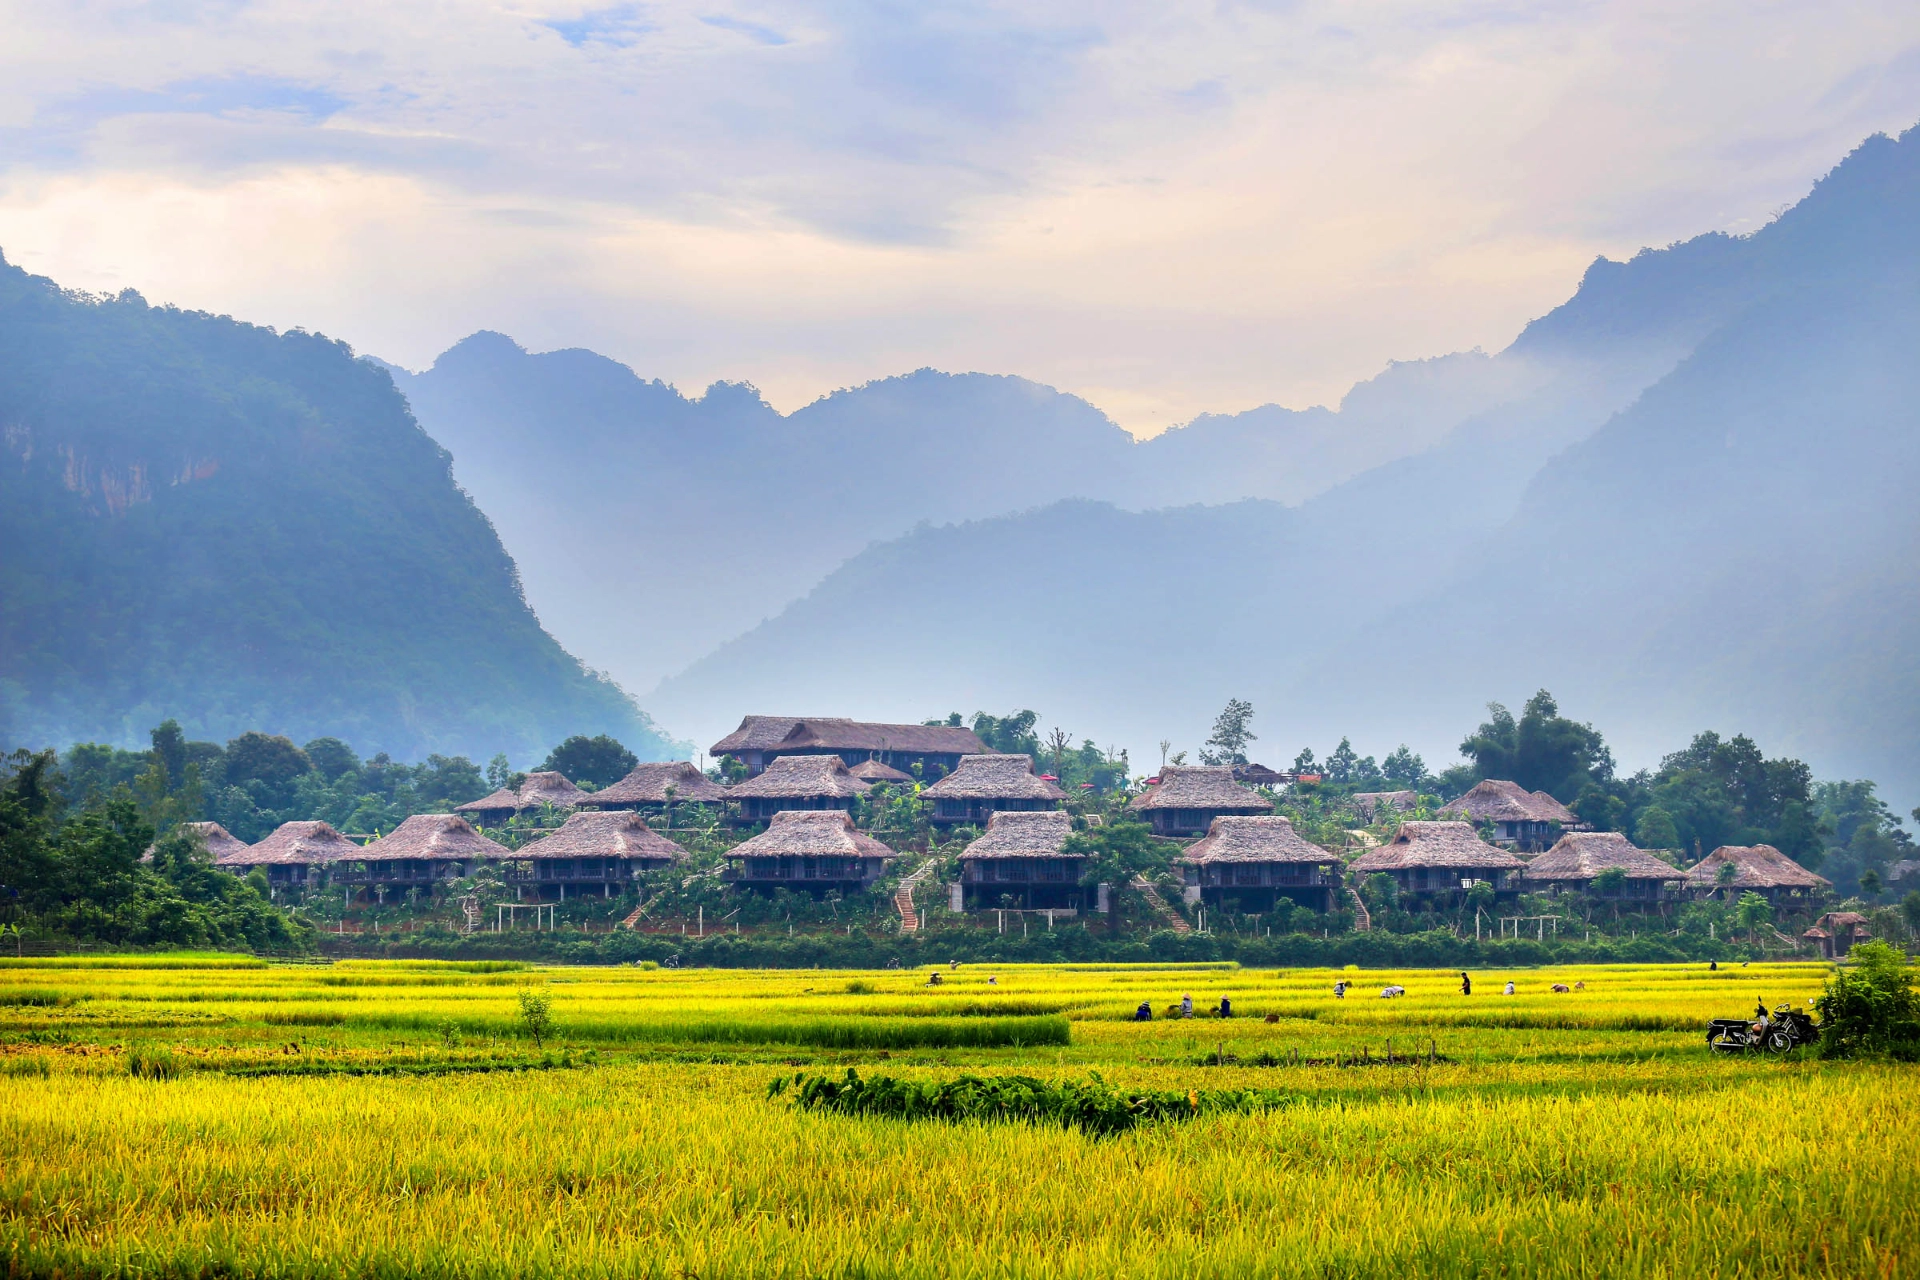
[895,859,938,934]
[1130,875,1191,935]
[1347,885,1371,932]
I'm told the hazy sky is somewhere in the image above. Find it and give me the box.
[3,3,1919,433]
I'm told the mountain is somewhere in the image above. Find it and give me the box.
[0,253,678,764]
[647,124,1920,803]
[389,332,1544,692]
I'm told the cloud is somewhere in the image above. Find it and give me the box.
[0,2,1917,431]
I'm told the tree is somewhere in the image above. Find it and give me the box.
[223,732,313,811]
[1460,692,1612,800]
[1200,699,1256,766]
[1324,738,1358,785]
[1045,728,1072,780]
[303,737,361,783]
[517,985,555,1047]
[538,735,637,789]
[1902,892,1920,939]
[1860,868,1883,900]
[1064,820,1165,935]
[971,711,1041,758]
[1592,867,1628,897]
[1634,806,1680,850]
[1292,747,1317,774]
[1382,746,1426,790]
[1735,890,1772,942]
[1814,941,1920,1060]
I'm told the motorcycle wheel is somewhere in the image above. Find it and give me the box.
[1707,1028,1745,1054]
[1765,1028,1796,1054]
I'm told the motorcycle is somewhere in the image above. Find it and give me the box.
[1706,1003,1817,1054]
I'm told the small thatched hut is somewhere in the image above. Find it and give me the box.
[710,716,985,778]
[343,815,511,895]
[1127,766,1271,837]
[956,811,1085,910]
[1683,844,1828,904]
[1349,821,1524,897]
[514,811,686,899]
[848,758,915,786]
[922,754,1067,826]
[1179,816,1342,912]
[1803,911,1872,959]
[579,761,729,812]
[1440,780,1577,851]
[147,821,251,868]
[218,820,360,888]
[455,771,586,824]
[726,754,870,824]
[1521,831,1682,900]
[724,811,895,893]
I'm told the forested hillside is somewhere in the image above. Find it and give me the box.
[0,254,678,763]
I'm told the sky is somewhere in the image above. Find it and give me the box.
[3,3,1920,434]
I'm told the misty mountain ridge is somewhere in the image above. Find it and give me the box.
[645,122,1920,808]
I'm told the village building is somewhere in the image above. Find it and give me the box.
[1802,911,1873,959]
[723,810,895,894]
[848,758,915,786]
[578,761,729,813]
[1351,791,1417,821]
[147,820,251,867]
[1178,815,1342,912]
[922,754,1067,826]
[337,814,511,895]
[1349,821,1525,898]
[1440,780,1578,851]
[956,811,1086,910]
[216,820,361,889]
[1126,765,1271,837]
[454,771,586,825]
[512,811,686,899]
[1520,831,1683,901]
[726,754,871,824]
[1683,844,1829,905]
[710,715,985,778]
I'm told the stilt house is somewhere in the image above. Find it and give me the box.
[513,811,686,899]
[579,761,729,813]
[1178,816,1342,912]
[1440,780,1578,851]
[217,820,360,889]
[1127,765,1271,837]
[922,754,1067,826]
[1348,821,1524,898]
[726,754,870,824]
[1521,831,1682,901]
[455,771,586,825]
[341,815,511,895]
[710,716,985,778]
[1683,844,1828,904]
[723,810,895,893]
[957,811,1086,910]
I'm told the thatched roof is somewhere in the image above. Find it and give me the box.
[923,754,1067,801]
[1816,911,1870,930]
[1352,791,1417,818]
[1350,821,1524,872]
[960,811,1080,860]
[361,814,512,862]
[848,758,915,785]
[728,754,871,799]
[1522,832,1682,883]
[712,716,985,758]
[150,821,253,866]
[229,820,361,867]
[1441,779,1575,825]
[456,771,585,814]
[515,811,687,862]
[1233,764,1289,787]
[583,761,729,806]
[1180,815,1337,865]
[725,810,896,860]
[1683,844,1829,891]
[1128,766,1271,814]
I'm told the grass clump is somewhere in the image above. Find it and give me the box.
[125,1043,181,1081]
[770,1068,1291,1136]
[0,989,68,1007]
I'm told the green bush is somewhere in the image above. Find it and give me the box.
[1815,941,1920,1060]
[126,1043,182,1081]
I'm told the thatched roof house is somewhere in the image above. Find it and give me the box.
[152,821,251,867]
[343,815,511,892]
[514,811,686,898]
[724,810,896,892]
[1127,766,1271,836]
[1350,821,1524,895]
[727,754,871,823]
[923,754,1067,825]
[1351,791,1417,820]
[456,771,586,823]
[849,758,915,785]
[1440,780,1578,851]
[1521,831,1682,899]
[218,820,361,886]
[1178,815,1342,911]
[956,811,1085,910]
[1804,910,1872,959]
[1684,844,1828,903]
[581,761,729,809]
[710,715,984,777]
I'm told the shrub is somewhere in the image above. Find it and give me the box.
[126,1043,182,1081]
[517,986,555,1048]
[1815,941,1920,1060]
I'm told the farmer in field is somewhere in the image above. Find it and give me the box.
[1217,995,1232,1018]
[1459,972,1471,995]
[1333,980,1347,999]
[1134,1001,1152,1021]
[1181,993,1194,1018]
[1503,980,1516,995]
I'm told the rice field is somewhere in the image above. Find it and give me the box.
[1,956,1912,1278]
